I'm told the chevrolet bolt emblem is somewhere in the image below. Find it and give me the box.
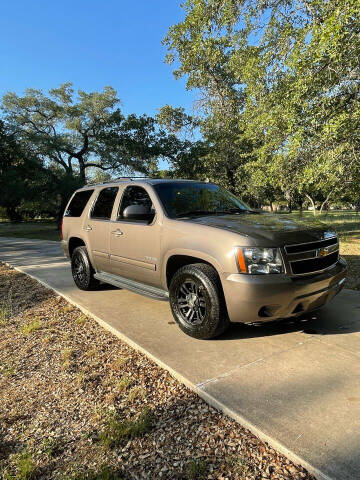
[317,246,330,257]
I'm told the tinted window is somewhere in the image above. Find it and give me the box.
[91,187,118,220]
[153,182,250,218]
[64,190,94,217]
[118,186,154,221]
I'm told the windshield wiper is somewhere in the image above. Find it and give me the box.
[219,208,256,214]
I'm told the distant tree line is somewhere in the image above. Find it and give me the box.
[1,0,359,222]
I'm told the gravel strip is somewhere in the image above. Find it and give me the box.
[0,264,314,480]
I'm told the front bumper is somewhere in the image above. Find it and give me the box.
[222,259,347,324]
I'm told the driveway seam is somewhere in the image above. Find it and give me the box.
[196,337,315,389]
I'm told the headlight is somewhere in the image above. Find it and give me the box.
[236,247,284,274]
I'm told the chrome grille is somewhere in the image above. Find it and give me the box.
[285,236,339,275]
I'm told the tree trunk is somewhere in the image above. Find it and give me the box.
[6,206,23,222]
[56,195,69,229]
[298,199,303,214]
[79,160,86,183]
[320,192,332,214]
[225,163,236,193]
[269,201,274,213]
[305,194,317,215]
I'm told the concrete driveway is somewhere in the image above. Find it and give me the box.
[1,237,359,480]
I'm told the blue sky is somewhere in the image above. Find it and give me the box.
[0,0,195,117]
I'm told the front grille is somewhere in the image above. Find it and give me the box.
[285,237,338,254]
[285,235,339,275]
[290,251,339,275]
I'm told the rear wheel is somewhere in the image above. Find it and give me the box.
[71,246,100,291]
[169,263,230,339]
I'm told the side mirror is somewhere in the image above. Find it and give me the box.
[122,204,154,222]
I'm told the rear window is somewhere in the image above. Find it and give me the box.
[64,190,94,217]
[91,187,118,220]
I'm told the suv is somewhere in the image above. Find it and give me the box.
[61,178,347,339]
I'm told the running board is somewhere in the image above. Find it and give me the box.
[94,272,169,301]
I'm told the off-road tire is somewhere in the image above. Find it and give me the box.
[71,246,101,291]
[169,263,230,339]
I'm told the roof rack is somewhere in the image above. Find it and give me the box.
[87,176,151,187]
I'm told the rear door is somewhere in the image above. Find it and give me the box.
[108,184,162,287]
[83,186,119,272]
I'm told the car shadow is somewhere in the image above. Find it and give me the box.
[216,305,360,341]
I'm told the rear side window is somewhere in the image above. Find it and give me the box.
[91,187,118,220]
[65,190,94,217]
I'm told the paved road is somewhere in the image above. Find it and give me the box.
[1,237,359,480]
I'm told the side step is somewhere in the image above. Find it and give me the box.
[94,271,169,301]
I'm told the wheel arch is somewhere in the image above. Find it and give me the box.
[164,250,223,289]
[68,236,86,258]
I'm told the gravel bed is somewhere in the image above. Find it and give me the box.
[0,264,314,480]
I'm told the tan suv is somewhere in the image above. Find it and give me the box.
[61,178,347,339]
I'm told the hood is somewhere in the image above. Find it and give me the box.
[184,212,336,245]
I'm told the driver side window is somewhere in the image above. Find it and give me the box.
[118,185,155,222]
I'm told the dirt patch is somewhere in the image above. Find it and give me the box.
[0,264,313,479]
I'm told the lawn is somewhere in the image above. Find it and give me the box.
[0,220,60,241]
[286,209,360,241]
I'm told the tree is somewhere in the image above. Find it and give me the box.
[156,105,209,179]
[2,83,171,184]
[164,0,360,207]
[0,119,82,222]
[2,83,194,220]
[0,120,43,221]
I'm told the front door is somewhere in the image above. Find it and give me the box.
[83,186,119,272]
[109,185,161,287]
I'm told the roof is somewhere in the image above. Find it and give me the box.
[78,177,210,190]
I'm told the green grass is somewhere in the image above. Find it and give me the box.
[285,210,360,240]
[20,319,42,335]
[0,289,13,326]
[226,455,250,479]
[186,459,207,479]
[99,408,152,448]
[3,450,37,480]
[67,465,124,480]
[0,220,60,241]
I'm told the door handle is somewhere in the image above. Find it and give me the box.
[111,229,123,236]
[85,225,92,231]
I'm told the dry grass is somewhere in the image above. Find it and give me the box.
[340,239,360,291]
[0,263,314,479]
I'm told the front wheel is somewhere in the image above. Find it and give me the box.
[169,263,230,339]
[71,246,100,291]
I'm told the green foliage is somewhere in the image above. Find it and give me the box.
[1,84,207,220]
[186,459,207,479]
[0,120,55,221]
[99,408,152,448]
[3,450,37,480]
[164,0,360,206]
[0,287,13,326]
[20,319,42,335]
[65,465,124,480]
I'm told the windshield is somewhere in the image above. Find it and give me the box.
[153,182,251,218]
